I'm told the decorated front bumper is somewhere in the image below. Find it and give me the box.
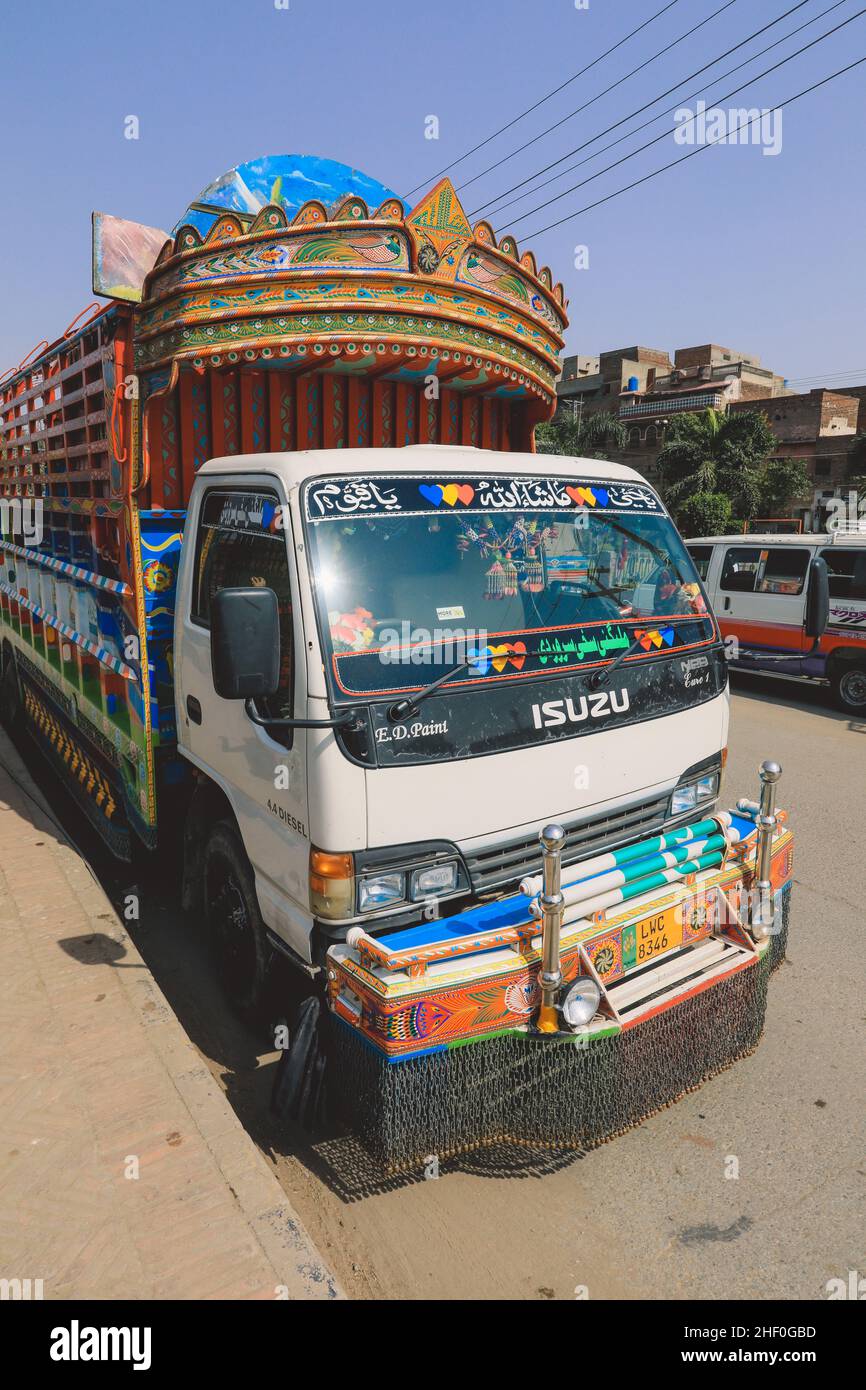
[325,783,793,1169]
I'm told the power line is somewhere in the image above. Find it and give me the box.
[517,51,866,241]
[454,0,741,196]
[401,1,682,201]
[785,369,866,384]
[503,6,866,234]
[473,0,833,222]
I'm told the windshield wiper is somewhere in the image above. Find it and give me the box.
[387,653,484,722]
[589,618,699,690]
[587,631,650,690]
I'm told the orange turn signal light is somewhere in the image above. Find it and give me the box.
[309,848,355,916]
[310,849,354,884]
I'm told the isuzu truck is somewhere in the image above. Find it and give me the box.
[0,154,801,1167]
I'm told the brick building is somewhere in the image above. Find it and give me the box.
[555,343,866,526]
[728,389,865,529]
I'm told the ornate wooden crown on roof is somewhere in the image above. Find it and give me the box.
[137,170,566,394]
[126,154,569,506]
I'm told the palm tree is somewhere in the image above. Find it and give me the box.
[656,408,776,521]
[536,410,627,459]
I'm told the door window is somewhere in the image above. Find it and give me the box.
[720,548,761,593]
[721,546,808,596]
[686,544,714,581]
[755,547,809,596]
[820,547,866,601]
[192,489,294,729]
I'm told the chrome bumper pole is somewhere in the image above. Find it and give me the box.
[752,760,781,938]
[537,823,565,1034]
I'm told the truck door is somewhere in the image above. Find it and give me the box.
[717,543,810,656]
[177,480,312,961]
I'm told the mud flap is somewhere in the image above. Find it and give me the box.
[270,994,331,1135]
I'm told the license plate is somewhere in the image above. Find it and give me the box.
[633,908,683,966]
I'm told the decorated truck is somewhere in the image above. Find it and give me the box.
[0,155,806,1169]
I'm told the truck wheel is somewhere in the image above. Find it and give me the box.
[203,822,271,1017]
[0,655,23,734]
[832,663,866,714]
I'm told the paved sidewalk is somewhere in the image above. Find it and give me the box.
[0,729,342,1300]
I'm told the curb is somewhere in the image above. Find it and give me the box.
[0,726,344,1301]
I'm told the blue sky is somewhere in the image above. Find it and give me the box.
[1,0,864,388]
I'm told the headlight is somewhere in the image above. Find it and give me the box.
[358,872,405,913]
[671,769,720,816]
[560,976,601,1029]
[410,860,459,900]
[671,783,697,816]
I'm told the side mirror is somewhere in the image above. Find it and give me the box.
[805,555,830,639]
[211,587,280,700]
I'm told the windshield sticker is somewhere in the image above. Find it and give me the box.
[537,624,630,665]
[436,605,465,621]
[330,615,713,696]
[304,474,664,521]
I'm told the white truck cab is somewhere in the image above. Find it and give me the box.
[174,446,728,1000]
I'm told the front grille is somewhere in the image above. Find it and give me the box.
[463,791,671,895]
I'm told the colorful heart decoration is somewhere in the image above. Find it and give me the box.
[566,485,597,508]
[488,641,527,673]
[468,646,492,675]
[634,627,676,651]
[419,482,476,507]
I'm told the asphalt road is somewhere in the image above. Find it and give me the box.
[12,669,866,1300]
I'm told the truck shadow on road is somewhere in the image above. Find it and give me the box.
[282,1128,585,1203]
[730,669,865,729]
[9,727,589,1202]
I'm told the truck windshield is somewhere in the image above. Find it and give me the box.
[302,473,714,701]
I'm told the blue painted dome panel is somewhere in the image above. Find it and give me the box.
[174,153,406,235]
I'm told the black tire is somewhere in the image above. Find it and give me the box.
[0,652,23,735]
[831,662,866,715]
[202,821,272,1016]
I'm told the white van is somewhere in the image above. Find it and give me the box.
[686,531,866,712]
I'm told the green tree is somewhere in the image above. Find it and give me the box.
[536,410,627,459]
[757,456,811,517]
[676,491,733,538]
[656,408,777,523]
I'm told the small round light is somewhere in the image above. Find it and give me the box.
[561,976,601,1029]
